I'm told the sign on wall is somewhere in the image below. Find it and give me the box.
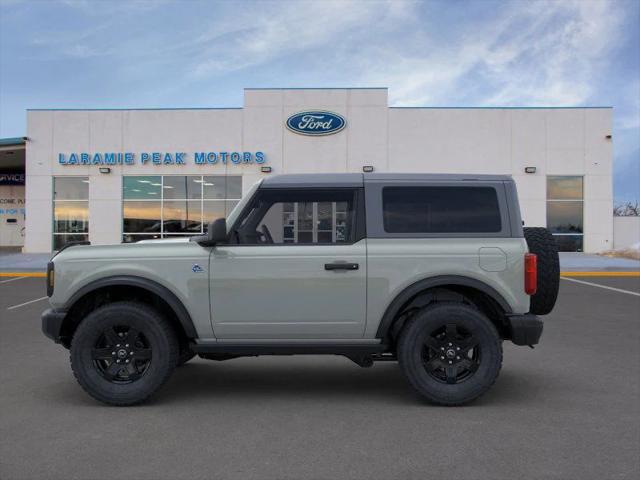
[0,173,25,185]
[57,151,265,166]
[286,111,346,136]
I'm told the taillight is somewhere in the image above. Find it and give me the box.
[524,253,537,295]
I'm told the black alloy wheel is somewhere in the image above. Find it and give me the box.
[92,325,152,383]
[398,302,502,405]
[422,323,480,385]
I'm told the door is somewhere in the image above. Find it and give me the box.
[210,187,367,339]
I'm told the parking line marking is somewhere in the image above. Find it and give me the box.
[561,271,640,277]
[561,277,640,297]
[0,272,47,278]
[0,276,27,284]
[7,296,48,310]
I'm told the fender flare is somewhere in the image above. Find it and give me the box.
[64,275,198,338]
[375,275,512,340]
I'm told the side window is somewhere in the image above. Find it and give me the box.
[382,186,502,234]
[233,189,358,245]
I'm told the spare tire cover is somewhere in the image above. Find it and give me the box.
[523,227,560,315]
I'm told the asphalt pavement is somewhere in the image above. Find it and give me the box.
[0,276,638,480]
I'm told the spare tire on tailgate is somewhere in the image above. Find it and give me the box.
[524,227,560,315]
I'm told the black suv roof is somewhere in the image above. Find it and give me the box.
[261,173,513,189]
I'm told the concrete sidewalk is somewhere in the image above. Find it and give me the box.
[560,252,640,272]
[0,250,50,273]
[0,248,638,274]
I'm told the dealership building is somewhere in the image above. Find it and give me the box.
[0,88,615,253]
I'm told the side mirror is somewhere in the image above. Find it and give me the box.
[191,218,227,246]
[209,218,228,244]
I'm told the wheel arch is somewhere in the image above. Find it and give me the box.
[375,275,513,343]
[59,276,197,348]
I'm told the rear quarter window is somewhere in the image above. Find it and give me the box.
[382,186,502,233]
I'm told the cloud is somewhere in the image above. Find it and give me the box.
[189,1,410,79]
[356,0,624,107]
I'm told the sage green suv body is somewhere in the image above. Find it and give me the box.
[42,173,558,406]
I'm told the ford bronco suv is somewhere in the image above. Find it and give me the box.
[42,173,559,406]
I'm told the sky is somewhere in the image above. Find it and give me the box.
[0,0,638,203]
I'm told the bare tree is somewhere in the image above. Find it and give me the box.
[613,201,640,216]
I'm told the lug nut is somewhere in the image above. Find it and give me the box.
[125,344,129,348]
[125,359,129,363]
[111,351,115,355]
[116,344,120,347]
[116,360,120,363]
[448,361,452,364]
[440,356,444,360]
[448,343,452,346]
[130,352,134,355]
[456,347,460,351]
[456,356,460,360]
[441,347,444,351]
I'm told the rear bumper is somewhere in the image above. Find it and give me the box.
[507,314,543,346]
[41,308,67,344]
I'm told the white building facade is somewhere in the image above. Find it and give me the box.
[23,88,613,253]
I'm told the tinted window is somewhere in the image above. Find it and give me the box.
[382,186,502,234]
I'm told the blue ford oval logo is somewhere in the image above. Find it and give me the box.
[286,111,346,136]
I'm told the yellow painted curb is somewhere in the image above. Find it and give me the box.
[0,272,46,278]
[561,271,640,277]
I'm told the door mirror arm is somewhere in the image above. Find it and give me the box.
[190,218,227,247]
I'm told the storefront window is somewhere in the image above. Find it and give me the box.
[122,176,241,242]
[53,177,89,250]
[546,176,583,252]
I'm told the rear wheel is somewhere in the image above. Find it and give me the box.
[70,301,178,406]
[398,303,502,405]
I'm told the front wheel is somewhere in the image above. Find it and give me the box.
[398,303,502,406]
[70,301,178,406]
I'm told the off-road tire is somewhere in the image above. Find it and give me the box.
[398,303,503,406]
[70,301,178,406]
[524,227,560,315]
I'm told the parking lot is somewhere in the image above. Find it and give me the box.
[1,275,639,480]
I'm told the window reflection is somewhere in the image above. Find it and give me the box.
[547,201,583,233]
[553,235,584,252]
[546,176,584,252]
[163,176,202,200]
[547,176,583,200]
[53,177,89,200]
[53,177,89,250]
[54,201,89,233]
[163,200,202,233]
[123,176,161,199]
[123,201,161,232]
[122,176,241,242]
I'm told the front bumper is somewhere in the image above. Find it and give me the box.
[507,314,543,346]
[41,308,68,344]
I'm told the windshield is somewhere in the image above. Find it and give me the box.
[225,179,262,232]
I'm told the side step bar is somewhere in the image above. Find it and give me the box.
[192,343,388,356]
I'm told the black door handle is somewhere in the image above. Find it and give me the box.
[324,262,359,271]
